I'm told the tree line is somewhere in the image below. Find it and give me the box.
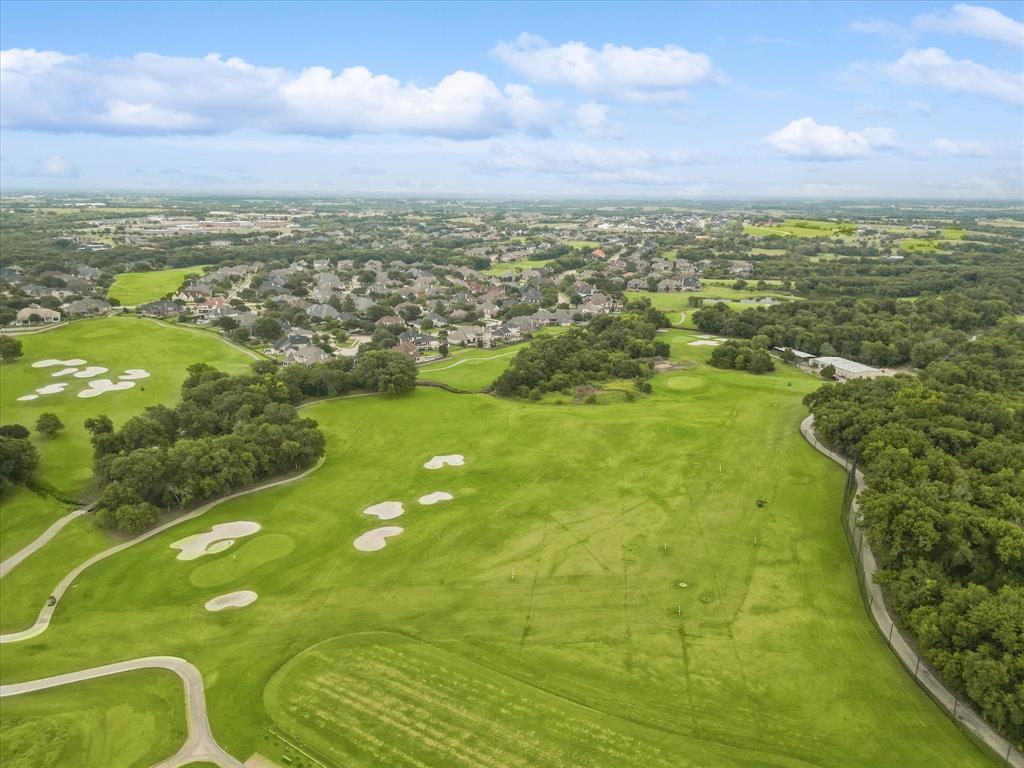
[804,321,1024,743]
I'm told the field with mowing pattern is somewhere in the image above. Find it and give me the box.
[484,259,554,276]
[107,266,209,306]
[417,346,519,390]
[0,330,993,768]
[744,219,853,238]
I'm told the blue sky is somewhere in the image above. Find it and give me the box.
[1,0,1021,197]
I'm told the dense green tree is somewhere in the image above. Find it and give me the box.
[355,350,417,394]
[0,336,23,363]
[34,412,64,439]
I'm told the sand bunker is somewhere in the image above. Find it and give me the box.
[32,358,87,368]
[418,492,453,505]
[52,367,80,377]
[353,526,404,552]
[73,366,109,378]
[35,383,68,395]
[688,340,720,346]
[204,590,258,612]
[424,454,465,470]
[171,521,262,561]
[363,501,404,520]
[78,379,137,399]
[16,394,38,401]
[119,369,151,380]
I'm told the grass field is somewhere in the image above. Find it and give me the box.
[107,266,209,305]
[484,259,554,276]
[0,331,993,767]
[0,317,256,565]
[626,288,797,328]
[563,239,600,249]
[0,669,186,768]
[418,346,518,390]
[744,219,853,238]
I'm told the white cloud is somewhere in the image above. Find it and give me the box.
[914,3,1024,47]
[0,48,558,138]
[931,138,992,156]
[765,117,896,160]
[883,48,1024,105]
[848,20,915,43]
[491,33,717,102]
[573,102,621,137]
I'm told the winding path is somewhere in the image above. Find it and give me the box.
[421,351,513,372]
[801,414,1023,768]
[0,505,92,579]
[0,656,243,768]
[0,456,325,644]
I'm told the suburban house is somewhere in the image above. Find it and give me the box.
[285,345,332,366]
[138,299,184,317]
[13,305,61,325]
[62,297,111,316]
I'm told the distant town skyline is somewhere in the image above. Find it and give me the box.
[1,0,1022,198]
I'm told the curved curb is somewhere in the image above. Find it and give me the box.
[0,506,92,579]
[0,456,326,644]
[801,414,1023,768]
[0,655,243,768]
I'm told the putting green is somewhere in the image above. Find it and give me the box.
[0,668,186,768]
[107,266,209,306]
[189,534,296,588]
[0,353,993,766]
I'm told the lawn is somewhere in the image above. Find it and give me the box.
[484,258,554,276]
[0,316,256,561]
[744,219,853,238]
[626,288,798,328]
[0,347,993,767]
[418,345,519,391]
[563,239,600,249]
[107,266,209,305]
[0,669,186,768]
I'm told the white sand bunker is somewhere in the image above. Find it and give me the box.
[73,366,108,378]
[688,340,720,346]
[52,367,80,377]
[119,369,151,380]
[418,492,453,505]
[363,501,404,520]
[78,379,136,399]
[32,358,87,368]
[353,526,404,552]
[204,590,258,612]
[171,521,262,561]
[35,383,68,395]
[424,454,465,470]
[16,394,38,401]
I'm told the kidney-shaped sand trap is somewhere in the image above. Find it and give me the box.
[32,358,87,368]
[171,521,262,561]
[119,369,151,380]
[78,379,137,399]
[423,454,465,470]
[363,501,404,520]
[73,366,109,378]
[353,526,404,552]
[35,383,68,395]
[204,590,258,612]
[418,491,454,505]
[688,340,720,346]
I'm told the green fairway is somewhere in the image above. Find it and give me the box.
[0,341,993,767]
[418,346,519,390]
[484,258,554,276]
[0,486,72,561]
[0,669,186,768]
[563,239,600,249]
[0,317,255,498]
[107,266,209,305]
[626,289,797,328]
[744,219,853,238]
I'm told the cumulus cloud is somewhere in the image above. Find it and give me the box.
[573,102,621,137]
[931,138,992,156]
[491,33,717,102]
[486,139,708,184]
[883,48,1024,105]
[766,117,896,160]
[914,3,1024,47]
[0,48,557,138]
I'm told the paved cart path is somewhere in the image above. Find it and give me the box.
[0,655,244,768]
[0,505,92,579]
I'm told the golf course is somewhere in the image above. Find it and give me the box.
[107,266,209,306]
[0,323,995,767]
